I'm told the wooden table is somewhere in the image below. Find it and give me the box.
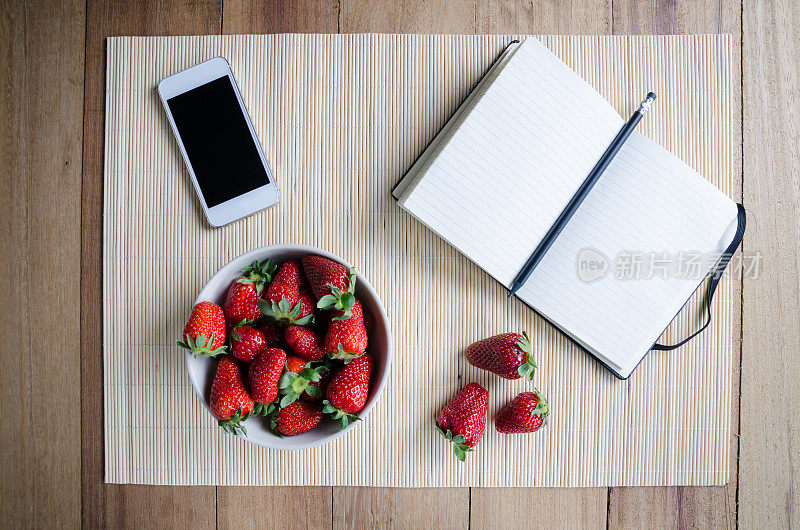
[2,0,797,527]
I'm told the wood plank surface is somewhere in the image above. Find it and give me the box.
[0,0,787,526]
[80,1,221,527]
[0,1,85,527]
[740,0,800,527]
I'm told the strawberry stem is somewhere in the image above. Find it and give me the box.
[316,268,358,319]
[321,400,361,430]
[435,423,475,462]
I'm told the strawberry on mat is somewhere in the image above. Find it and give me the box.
[229,321,266,362]
[248,348,287,415]
[325,299,368,361]
[222,259,278,327]
[259,259,315,326]
[177,301,228,357]
[323,353,373,429]
[209,355,254,435]
[465,331,537,381]
[495,390,549,434]
[436,382,488,461]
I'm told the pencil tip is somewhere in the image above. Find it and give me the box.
[508,284,520,298]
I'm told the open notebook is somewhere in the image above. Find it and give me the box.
[393,37,742,379]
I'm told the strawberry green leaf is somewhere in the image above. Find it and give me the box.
[299,368,321,382]
[259,298,315,327]
[280,393,298,409]
[435,422,474,462]
[278,372,295,389]
[328,344,363,363]
[178,332,227,358]
[253,402,277,417]
[218,408,250,435]
[316,271,357,318]
[304,385,322,398]
[238,259,278,294]
[321,399,360,430]
[531,389,550,425]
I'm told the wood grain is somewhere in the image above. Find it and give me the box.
[332,487,469,529]
[80,0,221,527]
[0,0,781,526]
[474,0,611,34]
[217,487,332,529]
[607,1,743,528]
[0,1,85,527]
[340,0,475,33]
[223,0,339,33]
[740,0,800,527]
[471,488,608,529]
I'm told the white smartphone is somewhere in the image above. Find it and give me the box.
[158,57,279,227]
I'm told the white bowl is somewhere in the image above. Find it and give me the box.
[185,244,392,450]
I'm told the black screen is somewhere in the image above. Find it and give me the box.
[167,76,270,207]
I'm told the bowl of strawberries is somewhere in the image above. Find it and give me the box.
[178,244,391,449]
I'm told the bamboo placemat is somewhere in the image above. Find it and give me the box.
[103,34,735,486]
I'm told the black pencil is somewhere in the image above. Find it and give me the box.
[508,91,657,298]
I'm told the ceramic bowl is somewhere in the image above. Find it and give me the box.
[185,244,391,449]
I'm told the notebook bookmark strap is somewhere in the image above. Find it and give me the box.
[652,203,746,351]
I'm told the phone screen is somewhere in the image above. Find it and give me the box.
[167,75,270,208]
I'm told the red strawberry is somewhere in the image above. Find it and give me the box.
[209,356,254,435]
[248,348,287,414]
[302,254,352,300]
[362,309,375,334]
[285,325,326,361]
[273,400,322,436]
[495,390,550,434]
[222,259,277,327]
[325,300,368,361]
[278,358,330,408]
[230,322,266,362]
[465,332,537,381]
[177,301,227,357]
[323,353,373,428]
[302,255,358,319]
[255,319,283,348]
[223,283,262,327]
[285,355,307,374]
[259,260,315,326]
[436,382,488,461]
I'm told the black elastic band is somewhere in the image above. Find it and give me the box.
[652,203,746,351]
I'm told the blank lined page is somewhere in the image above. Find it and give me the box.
[517,131,739,377]
[398,37,624,286]
[392,41,523,199]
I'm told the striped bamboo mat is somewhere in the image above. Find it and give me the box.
[103,34,735,486]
